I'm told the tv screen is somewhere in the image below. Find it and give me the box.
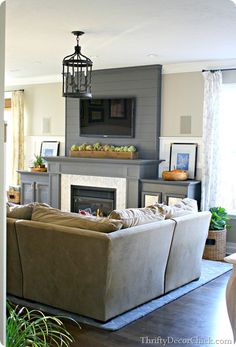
[80,97,135,138]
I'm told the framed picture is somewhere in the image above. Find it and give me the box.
[40,141,60,157]
[89,109,104,122]
[169,143,198,179]
[142,192,161,207]
[109,99,126,118]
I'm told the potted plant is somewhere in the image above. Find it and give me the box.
[31,154,47,172]
[6,301,78,346]
[203,207,231,261]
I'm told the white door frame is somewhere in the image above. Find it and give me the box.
[0,1,6,345]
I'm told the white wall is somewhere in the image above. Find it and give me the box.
[161,72,204,137]
[160,72,204,179]
[8,82,65,168]
[23,83,65,136]
[0,1,6,344]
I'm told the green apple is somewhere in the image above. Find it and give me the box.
[71,144,79,151]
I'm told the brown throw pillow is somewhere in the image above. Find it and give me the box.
[109,206,165,228]
[32,205,123,233]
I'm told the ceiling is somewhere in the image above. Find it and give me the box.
[5,0,236,86]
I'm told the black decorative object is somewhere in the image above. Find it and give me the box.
[62,31,92,98]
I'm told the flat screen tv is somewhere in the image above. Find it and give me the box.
[79,97,135,138]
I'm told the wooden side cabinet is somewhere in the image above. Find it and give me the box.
[141,179,201,208]
[18,170,49,205]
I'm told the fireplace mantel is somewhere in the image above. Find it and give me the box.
[45,156,162,209]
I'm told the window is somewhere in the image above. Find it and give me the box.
[218,84,236,214]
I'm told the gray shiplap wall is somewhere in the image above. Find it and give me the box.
[66,65,162,159]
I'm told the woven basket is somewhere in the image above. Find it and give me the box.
[203,228,226,261]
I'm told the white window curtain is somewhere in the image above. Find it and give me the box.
[12,90,24,185]
[216,83,236,213]
[201,71,222,211]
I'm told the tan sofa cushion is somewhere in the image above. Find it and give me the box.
[7,202,49,220]
[109,206,165,228]
[155,198,198,219]
[32,205,123,233]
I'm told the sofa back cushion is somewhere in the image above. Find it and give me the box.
[155,198,198,219]
[32,205,123,233]
[109,198,198,228]
[109,206,165,228]
[7,202,49,220]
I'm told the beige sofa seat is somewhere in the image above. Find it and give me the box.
[164,211,211,293]
[15,219,176,321]
[7,218,23,297]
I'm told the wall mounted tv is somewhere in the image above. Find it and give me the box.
[79,97,135,138]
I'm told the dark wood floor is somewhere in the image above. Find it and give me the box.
[65,271,234,347]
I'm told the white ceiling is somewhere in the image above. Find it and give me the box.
[5,0,236,86]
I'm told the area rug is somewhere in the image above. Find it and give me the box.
[8,259,232,331]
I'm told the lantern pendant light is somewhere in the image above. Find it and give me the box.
[62,31,92,98]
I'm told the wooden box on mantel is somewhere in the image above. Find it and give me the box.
[69,150,138,160]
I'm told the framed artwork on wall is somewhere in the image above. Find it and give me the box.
[169,143,198,179]
[40,141,60,157]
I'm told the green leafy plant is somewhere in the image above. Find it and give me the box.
[6,302,78,347]
[209,207,231,231]
[33,154,44,167]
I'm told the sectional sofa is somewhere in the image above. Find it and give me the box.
[7,203,211,322]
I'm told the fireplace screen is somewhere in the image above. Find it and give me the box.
[71,185,116,217]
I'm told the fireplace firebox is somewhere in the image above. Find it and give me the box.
[71,185,116,216]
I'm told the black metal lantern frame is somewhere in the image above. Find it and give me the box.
[62,31,92,98]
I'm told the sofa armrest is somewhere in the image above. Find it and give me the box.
[165,211,211,293]
[7,218,23,297]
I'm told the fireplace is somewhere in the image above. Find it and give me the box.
[61,174,126,212]
[71,185,116,216]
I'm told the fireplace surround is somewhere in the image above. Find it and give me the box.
[45,156,160,209]
[61,173,126,212]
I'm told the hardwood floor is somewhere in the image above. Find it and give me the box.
[65,271,234,347]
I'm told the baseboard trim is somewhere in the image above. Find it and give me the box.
[227,242,236,255]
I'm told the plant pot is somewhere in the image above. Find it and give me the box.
[30,165,47,172]
[203,227,227,261]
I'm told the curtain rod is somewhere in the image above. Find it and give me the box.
[5,89,24,92]
[202,68,236,73]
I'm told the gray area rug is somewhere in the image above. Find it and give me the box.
[9,259,232,331]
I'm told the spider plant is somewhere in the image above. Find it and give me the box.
[6,302,78,347]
